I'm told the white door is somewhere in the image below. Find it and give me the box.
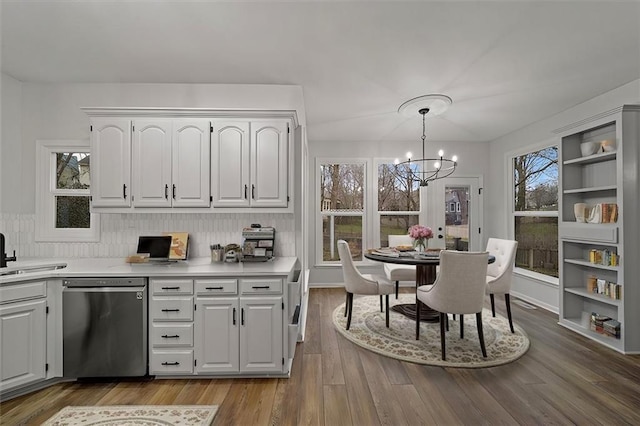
[90,118,131,207]
[194,298,239,373]
[172,120,211,208]
[132,120,172,208]
[240,297,283,373]
[424,176,483,251]
[0,299,47,392]
[250,120,289,208]
[211,121,250,207]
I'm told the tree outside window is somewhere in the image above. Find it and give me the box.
[320,162,365,262]
[377,162,419,247]
[513,146,558,277]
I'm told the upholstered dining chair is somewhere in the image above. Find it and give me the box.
[415,250,489,360]
[337,240,395,330]
[485,238,518,333]
[384,234,416,299]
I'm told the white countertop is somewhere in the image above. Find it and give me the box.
[0,257,298,285]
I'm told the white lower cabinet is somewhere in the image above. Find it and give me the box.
[194,278,284,375]
[149,279,195,375]
[0,287,47,392]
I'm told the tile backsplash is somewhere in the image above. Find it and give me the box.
[0,212,296,259]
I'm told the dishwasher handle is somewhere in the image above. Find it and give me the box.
[63,286,146,293]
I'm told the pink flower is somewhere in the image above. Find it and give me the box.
[408,225,433,240]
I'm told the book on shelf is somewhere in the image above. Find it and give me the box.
[586,276,622,300]
[586,203,618,224]
[589,249,619,266]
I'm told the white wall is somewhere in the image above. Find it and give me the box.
[0,78,306,259]
[487,79,640,312]
[0,73,23,214]
[307,138,491,285]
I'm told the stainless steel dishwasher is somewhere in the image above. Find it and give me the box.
[63,277,148,378]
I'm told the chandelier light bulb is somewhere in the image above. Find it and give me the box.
[452,155,458,162]
[393,158,400,165]
[406,152,412,160]
[438,149,444,157]
[434,161,441,169]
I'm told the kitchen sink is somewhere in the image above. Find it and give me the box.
[0,263,67,276]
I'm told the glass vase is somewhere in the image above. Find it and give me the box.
[414,239,426,253]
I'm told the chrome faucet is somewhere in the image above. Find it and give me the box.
[0,233,17,268]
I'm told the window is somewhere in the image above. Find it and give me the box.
[318,160,366,263]
[512,145,558,278]
[36,140,100,242]
[377,161,419,247]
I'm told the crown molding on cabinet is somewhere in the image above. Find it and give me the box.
[81,107,300,128]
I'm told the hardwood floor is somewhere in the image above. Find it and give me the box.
[2,287,640,425]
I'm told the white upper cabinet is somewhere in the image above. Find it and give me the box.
[211,119,289,208]
[172,120,211,208]
[132,120,172,208]
[132,119,210,208]
[90,118,132,207]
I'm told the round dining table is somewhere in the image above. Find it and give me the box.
[364,250,495,322]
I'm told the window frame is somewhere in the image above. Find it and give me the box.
[374,158,421,248]
[35,140,100,242]
[315,157,369,266]
[507,139,559,284]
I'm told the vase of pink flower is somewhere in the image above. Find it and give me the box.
[408,225,433,252]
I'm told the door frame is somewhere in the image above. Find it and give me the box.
[422,175,484,252]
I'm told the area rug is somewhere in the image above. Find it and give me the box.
[333,294,529,368]
[42,405,218,426]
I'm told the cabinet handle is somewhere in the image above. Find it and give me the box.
[233,307,236,325]
[161,286,180,290]
[252,184,255,199]
[123,184,127,199]
[241,308,245,325]
[244,184,248,199]
[165,184,169,199]
[161,335,180,339]
[161,309,180,312]
[172,184,176,199]
[252,285,270,289]
[161,361,180,366]
[205,286,223,290]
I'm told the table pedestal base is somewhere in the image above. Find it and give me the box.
[392,263,440,322]
[391,303,440,322]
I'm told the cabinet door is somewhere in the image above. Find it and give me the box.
[240,297,283,373]
[211,121,250,207]
[90,118,131,207]
[194,298,239,373]
[0,299,47,392]
[132,120,172,207]
[172,120,211,207]
[250,120,289,207]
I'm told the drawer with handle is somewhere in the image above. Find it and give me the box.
[240,278,283,295]
[150,350,194,374]
[195,279,237,296]
[151,323,194,347]
[151,296,194,321]
[151,279,193,296]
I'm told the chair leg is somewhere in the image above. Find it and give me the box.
[395,281,399,299]
[440,312,447,361]
[346,292,354,330]
[460,314,464,339]
[380,295,383,312]
[490,293,496,317]
[344,291,348,317]
[385,294,390,328]
[476,312,487,358]
[505,294,514,333]
[445,314,449,331]
[415,300,421,340]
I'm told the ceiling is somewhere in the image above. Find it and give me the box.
[2,1,639,144]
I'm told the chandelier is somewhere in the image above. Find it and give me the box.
[394,94,457,186]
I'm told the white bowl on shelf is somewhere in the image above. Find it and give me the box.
[580,142,599,157]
